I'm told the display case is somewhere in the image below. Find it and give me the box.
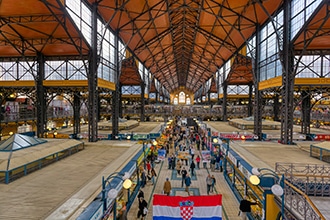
[223,148,263,220]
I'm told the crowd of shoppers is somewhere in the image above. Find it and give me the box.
[134,116,227,218]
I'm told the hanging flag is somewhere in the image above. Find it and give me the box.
[153,194,222,220]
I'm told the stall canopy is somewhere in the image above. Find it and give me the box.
[0,134,47,152]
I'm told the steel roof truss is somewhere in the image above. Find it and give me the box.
[42,0,90,56]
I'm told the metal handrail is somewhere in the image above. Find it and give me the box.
[275,163,329,220]
[284,180,326,220]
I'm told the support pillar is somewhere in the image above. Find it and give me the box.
[141,82,145,122]
[155,91,159,104]
[88,2,99,142]
[0,95,2,140]
[217,72,220,105]
[73,92,81,137]
[253,24,263,140]
[222,82,227,121]
[248,83,253,117]
[119,83,123,118]
[112,30,120,138]
[36,53,47,138]
[280,0,294,144]
[273,94,280,121]
[301,90,311,134]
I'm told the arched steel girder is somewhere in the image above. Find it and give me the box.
[90,0,282,94]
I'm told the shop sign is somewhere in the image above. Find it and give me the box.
[219,133,254,140]
[227,151,237,165]
[314,134,330,141]
[133,134,148,140]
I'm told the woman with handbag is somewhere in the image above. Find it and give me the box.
[137,196,148,220]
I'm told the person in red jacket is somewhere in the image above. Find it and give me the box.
[146,160,151,175]
[196,155,201,169]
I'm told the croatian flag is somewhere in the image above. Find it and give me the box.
[153,194,222,220]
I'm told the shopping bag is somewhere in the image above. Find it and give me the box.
[143,207,148,215]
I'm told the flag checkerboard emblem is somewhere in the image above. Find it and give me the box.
[180,205,194,220]
[179,200,194,220]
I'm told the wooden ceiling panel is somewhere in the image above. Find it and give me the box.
[0,0,89,57]
[293,2,330,51]
[1,0,286,93]
[0,0,59,16]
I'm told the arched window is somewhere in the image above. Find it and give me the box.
[174,97,178,105]
[179,91,185,103]
[186,97,191,105]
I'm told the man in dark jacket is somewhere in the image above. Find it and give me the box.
[137,196,148,220]
[239,196,257,220]
[137,189,144,200]
[181,166,188,187]
[184,173,192,196]
[190,161,196,176]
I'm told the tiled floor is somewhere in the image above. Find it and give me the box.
[127,147,241,220]
[126,121,330,220]
[1,121,329,220]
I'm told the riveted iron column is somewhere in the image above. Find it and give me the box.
[147,73,151,105]
[112,30,120,138]
[222,82,227,121]
[0,95,2,140]
[301,90,311,134]
[141,67,145,122]
[248,83,253,117]
[280,0,294,144]
[155,90,159,104]
[119,83,123,118]
[217,71,220,104]
[273,94,280,121]
[36,52,47,138]
[253,24,262,140]
[73,92,81,136]
[88,2,99,142]
[141,82,145,122]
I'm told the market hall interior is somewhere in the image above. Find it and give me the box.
[1,119,330,220]
[1,0,330,219]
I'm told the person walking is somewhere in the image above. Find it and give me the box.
[190,160,196,176]
[219,157,223,172]
[196,155,201,169]
[163,178,172,196]
[190,146,195,160]
[176,159,182,175]
[137,196,148,220]
[119,201,128,220]
[184,173,192,195]
[239,196,258,220]
[150,167,157,185]
[210,156,216,171]
[206,174,213,195]
[146,160,151,175]
[168,156,172,169]
[181,166,188,187]
[215,154,221,170]
[171,154,176,170]
[137,189,144,200]
[211,175,216,193]
[141,168,147,188]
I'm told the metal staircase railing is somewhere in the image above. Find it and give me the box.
[275,163,328,220]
